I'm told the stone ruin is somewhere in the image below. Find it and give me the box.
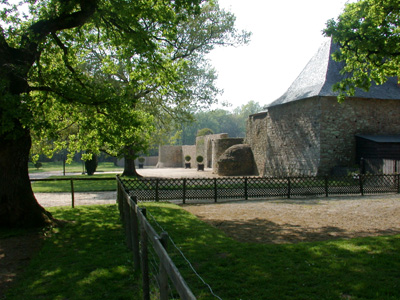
[157,133,256,176]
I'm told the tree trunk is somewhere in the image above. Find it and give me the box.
[0,127,54,228]
[122,147,141,177]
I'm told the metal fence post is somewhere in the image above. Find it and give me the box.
[324,175,329,197]
[397,174,400,194]
[359,174,364,196]
[183,179,187,204]
[156,179,159,202]
[70,179,75,208]
[287,177,291,199]
[244,177,248,200]
[214,178,218,203]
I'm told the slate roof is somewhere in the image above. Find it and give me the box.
[355,134,400,143]
[267,38,400,108]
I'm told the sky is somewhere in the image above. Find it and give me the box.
[207,0,354,109]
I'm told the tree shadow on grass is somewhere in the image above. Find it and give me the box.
[4,205,140,300]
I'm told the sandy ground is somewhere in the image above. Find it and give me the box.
[182,194,400,244]
[32,168,400,245]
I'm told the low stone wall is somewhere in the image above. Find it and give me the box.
[156,145,182,168]
[117,156,158,167]
[182,145,196,167]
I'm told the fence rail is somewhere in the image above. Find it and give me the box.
[117,176,196,300]
[30,177,116,207]
[121,174,400,203]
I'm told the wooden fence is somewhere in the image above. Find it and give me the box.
[117,176,196,300]
[121,174,400,203]
[30,177,116,207]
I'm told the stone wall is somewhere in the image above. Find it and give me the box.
[156,145,183,168]
[319,97,400,174]
[246,97,321,176]
[117,156,158,167]
[182,145,196,167]
[196,133,228,168]
[246,96,400,177]
[212,138,244,171]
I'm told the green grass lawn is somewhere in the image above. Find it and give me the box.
[3,205,140,300]
[3,202,399,300]
[142,202,400,300]
[31,174,118,193]
[29,161,123,174]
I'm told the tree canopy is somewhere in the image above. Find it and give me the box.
[0,0,250,227]
[324,0,400,100]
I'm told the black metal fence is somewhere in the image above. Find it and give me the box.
[120,174,400,203]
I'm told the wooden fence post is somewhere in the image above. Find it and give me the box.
[70,179,75,208]
[159,232,169,300]
[130,197,140,270]
[140,208,150,300]
[124,196,132,250]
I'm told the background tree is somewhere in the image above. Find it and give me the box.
[179,100,262,144]
[324,0,400,101]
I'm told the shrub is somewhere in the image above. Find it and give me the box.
[138,157,145,163]
[184,155,191,162]
[34,162,42,170]
[196,128,214,137]
[196,155,204,163]
[85,154,98,175]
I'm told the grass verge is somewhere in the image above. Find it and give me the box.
[4,205,140,300]
[142,202,400,300]
[31,174,118,193]
[29,161,123,173]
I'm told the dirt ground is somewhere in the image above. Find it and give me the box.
[2,168,400,297]
[182,194,400,244]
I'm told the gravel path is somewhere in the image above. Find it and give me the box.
[35,191,117,207]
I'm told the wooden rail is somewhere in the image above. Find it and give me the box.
[30,177,116,208]
[117,177,196,300]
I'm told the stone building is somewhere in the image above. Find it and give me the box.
[246,39,400,177]
[157,133,243,169]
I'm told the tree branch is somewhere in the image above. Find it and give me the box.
[21,0,98,52]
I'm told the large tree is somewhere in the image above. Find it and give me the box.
[0,0,208,227]
[324,0,400,101]
[70,3,249,176]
